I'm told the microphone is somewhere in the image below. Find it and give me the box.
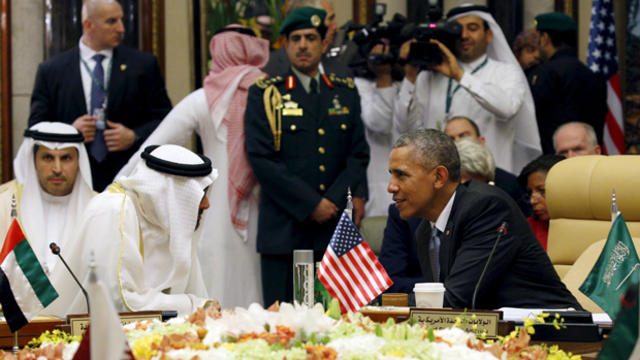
[50,242,90,314]
[471,221,507,310]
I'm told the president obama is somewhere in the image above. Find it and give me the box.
[387,129,580,309]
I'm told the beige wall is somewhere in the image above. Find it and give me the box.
[164,1,195,104]
[10,0,43,158]
[578,0,593,62]
[334,0,352,28]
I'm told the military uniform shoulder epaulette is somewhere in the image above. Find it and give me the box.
[327,73,355,89]
[253,75,285,89]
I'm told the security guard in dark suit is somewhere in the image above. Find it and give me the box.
[530,12,607,154]
[245,7,369,306]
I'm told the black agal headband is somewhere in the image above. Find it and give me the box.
[24,128,84,143]
[141,145,212,177]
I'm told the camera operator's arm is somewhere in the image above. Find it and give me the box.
[393,39,423,140]
[431,40,525,120]
[428,39,464,82]
[357,44,396,135]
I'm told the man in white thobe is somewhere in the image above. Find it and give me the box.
[73,144,218,316]
[0,122,94,316]
[393,4,540,174]
[354,44,399,217]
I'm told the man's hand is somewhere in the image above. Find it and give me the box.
[104,120,136,152]
[368,44,392,88]
[72,115,97,143]
[429,39,464,82]
[398,39,419,84]
[352,196,365,228]
[311,197,338,224]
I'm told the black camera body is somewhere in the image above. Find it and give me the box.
[406,5,462,69]
[407,20,462,67]
[344,13,410,79]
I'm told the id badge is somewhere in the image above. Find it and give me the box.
[94,107,106,130]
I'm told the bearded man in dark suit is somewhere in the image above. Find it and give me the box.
[387,128,581,310]
[28,0,172,191]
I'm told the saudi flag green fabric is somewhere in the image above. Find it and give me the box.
[580,215,640,319]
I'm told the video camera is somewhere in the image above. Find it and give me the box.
[405,5,462,68]
[335,3,410,79]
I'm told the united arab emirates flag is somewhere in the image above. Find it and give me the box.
[580,215,640,319]
[0,219,58,332]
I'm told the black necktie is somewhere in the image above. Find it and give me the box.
[309,77,319,94]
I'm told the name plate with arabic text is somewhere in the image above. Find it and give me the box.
[409,308,502,338]
[67,311,163,337]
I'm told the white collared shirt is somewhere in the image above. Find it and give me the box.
[78,37,113,114]
[433,191,457,233]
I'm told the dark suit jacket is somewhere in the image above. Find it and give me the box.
[245,70,369,254]
[29,45,172,191]
[378,204,423,294]
[494,167,530,217]
[416,180,581,310]
[530,48,607,154]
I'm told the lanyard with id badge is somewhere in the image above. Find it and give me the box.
[81,56,112,130]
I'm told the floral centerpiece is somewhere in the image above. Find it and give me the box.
[1,302,581,360]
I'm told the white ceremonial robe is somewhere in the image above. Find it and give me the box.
[71,184,209,316]
[394,56,533,174]
[354,78,397,217]
[116,88,262,309]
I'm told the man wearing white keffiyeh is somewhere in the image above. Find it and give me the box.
[394,4,541,175]
[72,145,218,316]
[0,122,94,316]
[116,25,269,309]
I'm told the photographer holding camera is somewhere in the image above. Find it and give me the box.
[353,43,400,217]
[393,4,541,174]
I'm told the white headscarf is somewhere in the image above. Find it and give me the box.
[118,144,218,296]
[448,4,542,173]
[13,122,93,271]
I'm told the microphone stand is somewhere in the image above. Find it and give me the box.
[471,222,507,310]
[49,243,90,314]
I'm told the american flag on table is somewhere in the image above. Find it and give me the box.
[318,210,393,313]
[587,0,625,154]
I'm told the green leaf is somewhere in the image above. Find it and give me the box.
[375,323,383,337]
[328,298,342,320]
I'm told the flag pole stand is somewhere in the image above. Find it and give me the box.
[12,330,18,354]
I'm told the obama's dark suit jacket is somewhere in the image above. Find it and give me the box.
[416,180,581,310]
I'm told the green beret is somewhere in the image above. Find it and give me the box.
[534,12,577,32]
[280,7,327,37]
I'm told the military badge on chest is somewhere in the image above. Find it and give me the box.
[328,94,350,116]
[281,93,303,117]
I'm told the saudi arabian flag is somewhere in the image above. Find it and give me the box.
[580,215,640,319]
[597,283,640,360]
[0,219,58,332]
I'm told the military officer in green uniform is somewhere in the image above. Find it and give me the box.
[245,7,370,306]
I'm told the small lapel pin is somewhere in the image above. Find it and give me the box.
[120,64,127,71]
[445,230,450,236]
